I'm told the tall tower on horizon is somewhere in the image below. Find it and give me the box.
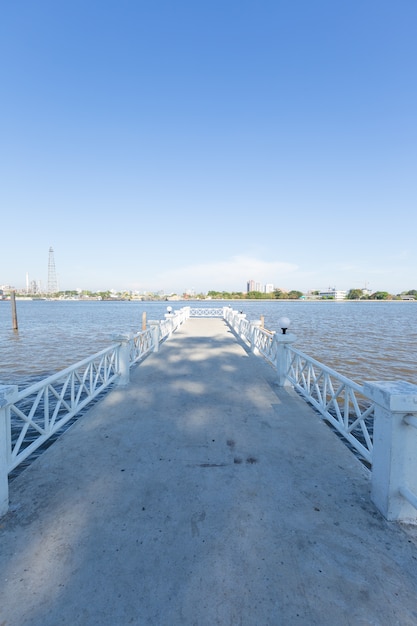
[47,246,58,293]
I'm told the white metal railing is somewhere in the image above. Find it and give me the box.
[286,347,374,465]
[224,307,374,464]
[129,327,154,364]
[189,307,224,317]
[0,308,187,484]
[6,344,121,472]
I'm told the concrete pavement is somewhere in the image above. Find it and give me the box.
[1,318,417,625]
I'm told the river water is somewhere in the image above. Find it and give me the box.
[0,299,416,388]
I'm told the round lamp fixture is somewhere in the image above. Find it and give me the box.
[278,316,291,334]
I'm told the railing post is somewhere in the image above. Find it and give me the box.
[364,380,417,524]
[223,306,232,322]
[0,384,19,517]
[148,322,160,352]
[274,333,297,387]
[237,313,246,340]
[250,321,262,354]
[164,312,175,337]
[114,335,131,386]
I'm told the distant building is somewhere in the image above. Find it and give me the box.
[319,288,347,300]
[247,279,263,292]
[247,279,274,293]
[28,280,41,294]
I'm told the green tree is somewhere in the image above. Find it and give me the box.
[207,290,234,299]
[347,289,364,300]
[273,289,287,299]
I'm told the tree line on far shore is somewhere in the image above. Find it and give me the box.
[8,288,417,301]
[205,288,417,301]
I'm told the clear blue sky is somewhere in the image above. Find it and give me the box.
[1,0,416,294]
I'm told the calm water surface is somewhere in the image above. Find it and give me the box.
[0,300,416,387]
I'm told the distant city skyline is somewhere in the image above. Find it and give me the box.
[0,254,410,297]
[1,2,416,296]
[0,246,400,296]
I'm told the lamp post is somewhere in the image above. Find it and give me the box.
[278,316,291,334]
[275,317,296,386]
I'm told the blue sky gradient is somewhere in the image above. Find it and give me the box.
[1,1,416,294]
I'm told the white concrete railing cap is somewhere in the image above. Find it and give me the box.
[0,384,19,407]
[363,380,417,412]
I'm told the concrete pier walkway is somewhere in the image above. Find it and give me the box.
[1,318,417,625]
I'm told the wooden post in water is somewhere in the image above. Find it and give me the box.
[11,291,18,331]
[142,312,147,330]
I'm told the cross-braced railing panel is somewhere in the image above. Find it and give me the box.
[130,329,154,364]
[189,308,224,317]
[223,307,375,465]
[237,317,252,340]
[287,347,374,464]
[158,308,188,339]
[252,327,277,364]
[159,317,174,340]
[2,309,192,480]
[8,346,120,472]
